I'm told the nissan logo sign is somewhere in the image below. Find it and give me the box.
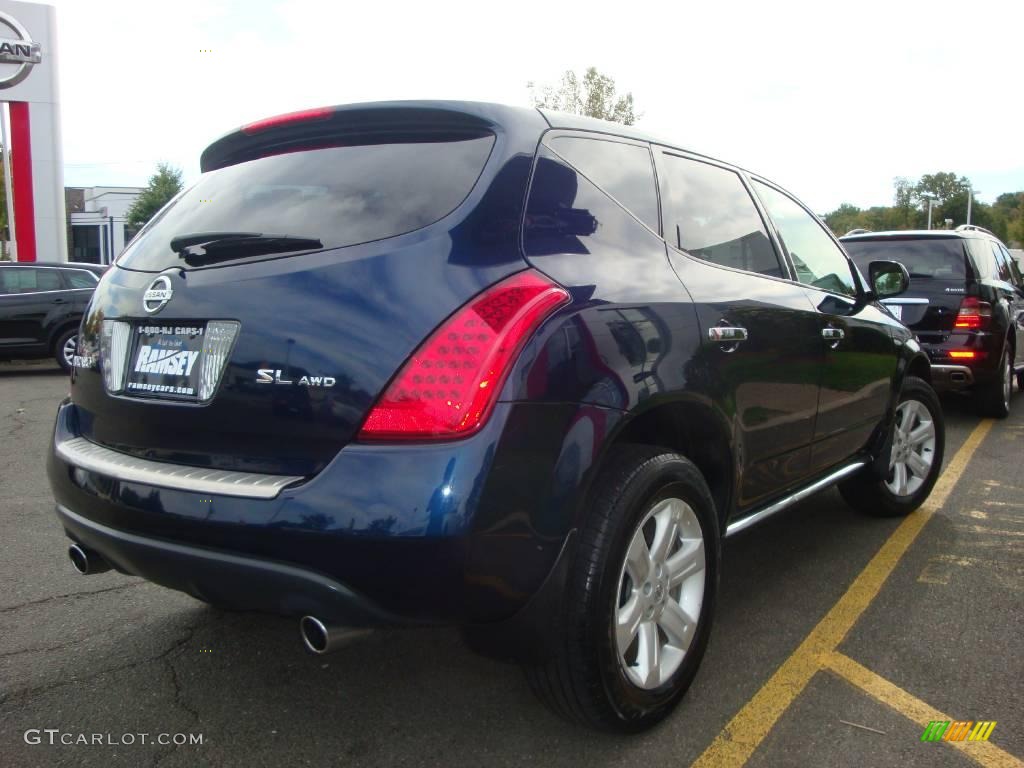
[142,276,174,314]
[0,12,41,89]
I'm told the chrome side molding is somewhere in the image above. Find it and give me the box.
[724,459,869,537]
[55,436,303,500]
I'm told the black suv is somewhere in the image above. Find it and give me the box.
[48,102,944,732]
[842,227,1024,417]
[0,262,106,371]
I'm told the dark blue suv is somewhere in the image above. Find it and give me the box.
[48,101,944,732]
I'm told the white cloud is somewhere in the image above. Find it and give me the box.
[52,0,1023,210]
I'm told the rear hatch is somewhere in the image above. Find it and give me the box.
[843,235,974,341]
[71,104,541,476]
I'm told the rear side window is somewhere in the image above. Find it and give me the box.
[63,269,99,288]
[118,133,496,271]
[754,181,856,296]
[548,136,658,230]
[660,154,782,277]
[991,242,1014,283]
[0,268,62,293]
[843,238,968,280]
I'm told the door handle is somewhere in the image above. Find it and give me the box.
[53,298,66,304]
[822,327,845,347]
[708,326,749,343]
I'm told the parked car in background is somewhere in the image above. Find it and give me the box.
[842,226,1024,417]
[0,262,107,372]
[48,101,944,733]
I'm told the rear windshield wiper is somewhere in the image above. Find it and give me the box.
[170,232,324,264]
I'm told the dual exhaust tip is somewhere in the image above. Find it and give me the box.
[299,616,371,655]
[68,545,368,655]
[68,544,111,575]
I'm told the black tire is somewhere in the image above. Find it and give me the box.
[53,327,78,373]
[839,376,945,517]
[975,344,1013,419]
[525,445,720,732]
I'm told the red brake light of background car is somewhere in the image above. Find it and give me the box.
[954,297,991,330]
[242,107,334,135]
[358,271,571,441]
[948,350,981,360]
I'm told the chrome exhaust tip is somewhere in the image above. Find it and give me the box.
[299,616,371,655]
[68,544,111,575]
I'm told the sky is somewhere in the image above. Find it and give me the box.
[51,0,1024,213]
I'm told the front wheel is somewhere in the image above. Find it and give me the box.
[54,328,78,373]
[525,445,720,732]
[839,375,945,517]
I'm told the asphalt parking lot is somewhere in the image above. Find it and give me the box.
[1,361,1021,768]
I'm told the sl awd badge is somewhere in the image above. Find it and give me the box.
[257,369,337,388]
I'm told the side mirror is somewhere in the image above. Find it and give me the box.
[868,260,910,298]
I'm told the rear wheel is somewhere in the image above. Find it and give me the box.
[975,345,1012,419]
[525,445,719,732]
[54,328,78,373]
[839,376,944,517]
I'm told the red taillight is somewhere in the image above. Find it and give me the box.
[949,350,983,360]
[242,106,334,134]
[358,271,570,441]
[954,296,991,330]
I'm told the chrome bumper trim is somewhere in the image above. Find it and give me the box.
[55,436,303,500]
[725,460,869,537]
[930,364,974,387]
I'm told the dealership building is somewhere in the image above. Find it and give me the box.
[65,185,142,264]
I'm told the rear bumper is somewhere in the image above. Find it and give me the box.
[48,397,616,627]
[57,504,400,626]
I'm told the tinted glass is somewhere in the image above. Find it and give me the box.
[549,137,658,230]
[843,238,967,280]
[754,181,856,295]
[118,134,496,271]
[64,269,99,288]
[0,268,62,293]
[1000,244,1023,285]
[991,242,1013,282]
[660,155,781,277]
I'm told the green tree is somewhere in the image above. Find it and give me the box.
[529,67,637,125]
[126,163,184,229]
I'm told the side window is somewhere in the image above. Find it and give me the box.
[991,242,1014,283]
[659,154,783,277]
[0,268,60,293]
[1000,245,1024,286]
[548,136,659,231]
[64,269,98,289]
[754,181,856,296]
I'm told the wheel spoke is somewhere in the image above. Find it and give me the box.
[649,502,680,564]
[666,541,705,588]
[624,531,651,583]
[908,422,933,446]
[616,594,643,652]
[658,598,695,649]
[893,461,909,495]
[907,451,930,478]
[636,621,660,687]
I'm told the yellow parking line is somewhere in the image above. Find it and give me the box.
[824,651,1023,768]
[690,419,995,768]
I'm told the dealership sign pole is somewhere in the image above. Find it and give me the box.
[0,0,64,263]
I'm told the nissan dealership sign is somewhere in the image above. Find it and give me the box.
[0,10,41,88]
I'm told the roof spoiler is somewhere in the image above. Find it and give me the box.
[200,104,495,173]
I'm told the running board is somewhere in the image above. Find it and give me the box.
[724,459,869,537]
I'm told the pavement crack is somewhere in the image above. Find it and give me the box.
[0,619,204,707]
[0,581,145,614]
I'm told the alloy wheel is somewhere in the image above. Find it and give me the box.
[614,497,706,690]
[62,334,78,368]
[886,399,936,497]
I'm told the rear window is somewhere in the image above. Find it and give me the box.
[0,268,62,293]
[118,134,495,271]
[843,238,968,280]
